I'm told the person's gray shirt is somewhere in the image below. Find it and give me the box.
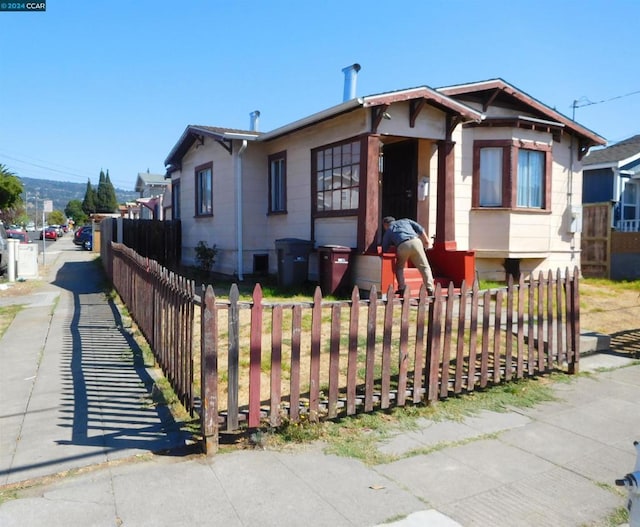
[381,218,424,252]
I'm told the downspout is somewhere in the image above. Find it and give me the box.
[236,139,248,280]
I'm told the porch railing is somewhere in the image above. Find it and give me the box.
[616,218,640,232]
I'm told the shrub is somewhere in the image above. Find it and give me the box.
[195,241,218,273]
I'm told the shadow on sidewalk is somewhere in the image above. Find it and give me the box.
[52,259,192,456]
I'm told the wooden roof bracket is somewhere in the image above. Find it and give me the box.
[216,139,233,155]
[409,99,426,128]
[483,88,502,112]
[447,114,463,136]
[371,104,390,133]
[578,140,591,161]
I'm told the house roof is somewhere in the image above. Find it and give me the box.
[437,78,606,152]
[164,125,261,172]
[258,86,484,142]
[164,87,484,169]
[582,134,640,167]
[135,172,170,192]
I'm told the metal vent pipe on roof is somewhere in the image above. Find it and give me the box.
[342,63,361,102]
[250,110,260,132]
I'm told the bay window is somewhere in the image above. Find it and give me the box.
[473,140,551,210]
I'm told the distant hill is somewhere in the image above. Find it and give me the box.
[20,177,139,213]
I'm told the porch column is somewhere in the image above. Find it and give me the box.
[359,135,382,252]
[434,138,457,251]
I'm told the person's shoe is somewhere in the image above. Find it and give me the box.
[427,288,434,296]
[395,286,406,298]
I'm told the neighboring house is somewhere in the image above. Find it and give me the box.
[582,134,640,232]
[135,171,170,220]
[164,68,605,291]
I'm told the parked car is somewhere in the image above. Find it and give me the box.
[0,223,8,275]
[82,231,93,251]
[40,227,58,241]
[73,225,92,246]
[7,229,31,244]
[74,225,92,247]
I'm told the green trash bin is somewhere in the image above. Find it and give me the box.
[275,238,313,287]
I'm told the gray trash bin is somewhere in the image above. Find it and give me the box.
[275,238,313,287]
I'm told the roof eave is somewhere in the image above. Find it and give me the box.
[164,125,259,168]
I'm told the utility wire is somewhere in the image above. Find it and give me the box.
[572,89,640,112]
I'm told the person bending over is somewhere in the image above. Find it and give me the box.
[381,216,435,297]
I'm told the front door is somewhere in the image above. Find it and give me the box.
[381,139,417,221]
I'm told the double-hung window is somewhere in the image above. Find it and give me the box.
[268,152,287,214]
[517,150,544,208]
[473,140,551,210]
[195,162,213,216]
[312,139,361,215]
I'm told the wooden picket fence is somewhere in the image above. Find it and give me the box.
[199,269,580,453]
[109,243,197,416]
[104,243,580,455]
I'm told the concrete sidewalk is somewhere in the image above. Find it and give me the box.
[0,237,638,526]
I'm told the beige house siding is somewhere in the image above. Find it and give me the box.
[177,137,236,274]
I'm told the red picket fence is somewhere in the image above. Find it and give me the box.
[200,269,580,453]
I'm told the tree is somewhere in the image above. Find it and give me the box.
[82,179,96,215]
[0,164,24,214]
[95,169,117,213]
[47,210,66,226]
[104,170,118,211]
[65,199,88,226]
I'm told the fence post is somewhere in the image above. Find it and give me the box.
[201,285,219,454]
[249,284,263,428]
[227,285,240,431]
[568,266,580,374]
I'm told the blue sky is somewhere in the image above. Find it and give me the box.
[1,0,639,191]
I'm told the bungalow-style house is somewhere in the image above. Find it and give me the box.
[134,171,170,220]
[582,134,640,232]
[164,67,605,294]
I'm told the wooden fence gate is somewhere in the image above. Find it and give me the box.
[581,203,611,278]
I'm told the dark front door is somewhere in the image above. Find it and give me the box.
[381,139,417,221]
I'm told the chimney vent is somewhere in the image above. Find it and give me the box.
[250,110,261,132]
[341,63,361,102]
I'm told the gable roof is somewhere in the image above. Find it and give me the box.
[165,125,260,172]
[135,172,170,193]
[258,86,484,142]
[582,134,640,167]
[437,79,606,154]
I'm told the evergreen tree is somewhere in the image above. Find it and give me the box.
[82,179,96,215]
[95,169,117,213]
[105,170,118,212]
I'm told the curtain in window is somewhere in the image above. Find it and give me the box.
[479,147,502,206]
[517,150,543,208]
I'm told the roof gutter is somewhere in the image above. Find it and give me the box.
[259,99,363,141]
